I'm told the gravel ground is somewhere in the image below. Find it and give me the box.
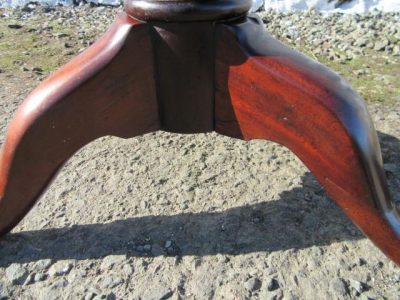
[0,4,399,300]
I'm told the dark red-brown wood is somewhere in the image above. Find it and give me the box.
[125,0,252,22]
[214,16,400,264]
[0,13,160,236]
[0,4,398,266]
[151,22,215,133]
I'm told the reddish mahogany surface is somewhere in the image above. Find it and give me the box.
[0,9,398,266]
[125,0,252,22]
[152,22,215,132]
[0,13,159,236]
[215,16,400,264]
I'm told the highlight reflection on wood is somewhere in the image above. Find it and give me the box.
[0,0,399,266]
[215,17,400,264]
[0,14,160,235]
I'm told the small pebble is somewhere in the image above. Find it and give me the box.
[34,273,47,282]
[6,263,28,285]
[22,273,35,286]
[245,277,261,292]
[329,278,349,296]
[48,260,74,277]
[100,274,124,289]
[93,293,116,300]
[146,288,173,300]
[33,259,52,271]
[50,279,68,289]
[122,264,134,276]
[350,279,366,293]
[100,255,127,270]
[266,277,280,291]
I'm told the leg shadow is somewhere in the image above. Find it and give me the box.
[378,131,400,204]
[0,130,398,266]
[0,171,364,266]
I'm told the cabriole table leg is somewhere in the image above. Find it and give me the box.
[215,16,400,264]
[0,13,159,235]
[0,0,398,267]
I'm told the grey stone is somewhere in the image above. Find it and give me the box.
[0,281,11,300]
[106,293,116,300]
[245,277,261,292]
[146,288,173,300]
[84,292,97,300]
[34,272,47,282]
[100,254,127,270]
[286,291,300,300]
[259,289,284,300]
[355,37,368,47]
[122,264,134,276]
[356,257,367,266]
[68,269,86,282]
[355,69,367,76]
[93,293,116,300]
[266,277,280,291]
[100,274,124,289]
[23,273,35,286]
[350,279,366,293]
[50,279,68,289]
[192,257,202,270]
[360,296,376,300]
[48,260,74,276]
[33,259,52,271]
[374,40,389,51]
[329,278,348,296]
[6,263,28,285]
[393,45,400,56]
[37,287,60,300]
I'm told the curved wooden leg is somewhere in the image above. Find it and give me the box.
[215,16,400,264]
[0,13,159,235]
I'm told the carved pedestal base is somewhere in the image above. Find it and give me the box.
[0,0,399,265]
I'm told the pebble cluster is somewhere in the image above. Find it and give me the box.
[260,9,400,61]
[1,3,399,66]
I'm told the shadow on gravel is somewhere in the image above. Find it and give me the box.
[0,131,398,266]
[0,173,363,266]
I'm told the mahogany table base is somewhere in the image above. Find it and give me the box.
[0,0,399,265]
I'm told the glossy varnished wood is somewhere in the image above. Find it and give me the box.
[214,16,400,264]
[0,2,398,267]
[152,22,215,133]
[0,13,159,235]
[125,0,252,22]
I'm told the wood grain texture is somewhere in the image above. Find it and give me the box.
[152,22,215,133]
[0,12,160,236]
[125,0,252,22]
[215,16,400,264]
[0,7,398,267]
